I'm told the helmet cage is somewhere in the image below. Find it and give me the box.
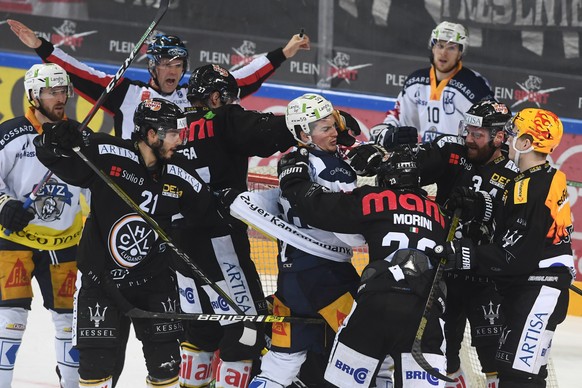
[24,63,74,104]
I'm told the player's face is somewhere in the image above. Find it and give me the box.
[158,129,183,159]
[465,126,494,163]
[154,58,185,94]
[431,41,462,74]
[310,116,338,152]
[38,86,68,121]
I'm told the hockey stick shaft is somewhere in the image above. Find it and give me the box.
[4,0,170,236]
[571,283,582,296]
[71,146,248,317]
[411,209,461,383]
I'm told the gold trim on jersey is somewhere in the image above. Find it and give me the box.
[514,178,530,204]
[429,61,463,101]
[0,212,84,250]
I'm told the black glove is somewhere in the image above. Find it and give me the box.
[277,148,310,192]
[371,124,418,150]
[346,144,389,176]
[39,120,84,156]
[444,238,475,271]
[334,110,361,147]
[0,195,35,232]
[446,187,493,223]
[213,188,242,220]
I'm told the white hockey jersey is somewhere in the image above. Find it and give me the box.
[383,62,493,142]
[0,108,84,249]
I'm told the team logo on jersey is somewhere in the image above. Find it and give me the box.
[108,214,158,268]
[442,90,456,114]
[29,178,74,222]
[34,20,97,51]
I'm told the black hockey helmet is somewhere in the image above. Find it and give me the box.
[459,99,512,138]
[146,34,189,79]
[133,98,187,143]
[187,64,240,105]
[376,146,419,189]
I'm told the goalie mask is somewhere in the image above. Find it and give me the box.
[286,93,334,146]
[429,21,468,53]
[377,146,419,189]
[187,64,240,106]
[24,63,74,105]
[133,98,187,145]
[505,108,563,155]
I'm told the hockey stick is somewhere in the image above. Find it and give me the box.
[71,145,254,319]
[3,0,170,236]
[410,209,461,383]
[571,284,582,296]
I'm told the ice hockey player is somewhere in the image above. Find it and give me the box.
[382,21,493,142]
[446,108,574,388]
[275,146,451,387]
[173,69,362,387]
[0,63,82,388]
[33,98,231,388]
[353,99,517,387]
[9,18,310,139]
[248,93,361,388]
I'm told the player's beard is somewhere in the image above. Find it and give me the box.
[467,142,495,165]
[39,101,66,122]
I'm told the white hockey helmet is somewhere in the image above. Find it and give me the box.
[429,21,468,53]
[286,93,334,145]
[24,63,73,104]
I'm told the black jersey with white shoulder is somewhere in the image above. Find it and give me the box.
[35,131,222,286]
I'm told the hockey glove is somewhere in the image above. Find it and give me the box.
[0,194,35,232]
[39,120,84,156]
[214,188,242,220]
[346,144,389,176]
[446,187,493,223]
[370,124,418,150]
[444,238,475,271]
[333,110,361,147]
[277,148,310,193]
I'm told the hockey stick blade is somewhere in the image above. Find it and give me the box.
[123,307,324,324]
[4,0,170,237]
[410,209,461,383]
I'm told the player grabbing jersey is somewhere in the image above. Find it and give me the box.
[34,98,229,388]
[446,108,574,388]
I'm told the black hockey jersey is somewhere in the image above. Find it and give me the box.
[35,131,222,286]
[178,104,295,193]
[283,183,449,264]
[416,135,518,206]
[476,163,574,279]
